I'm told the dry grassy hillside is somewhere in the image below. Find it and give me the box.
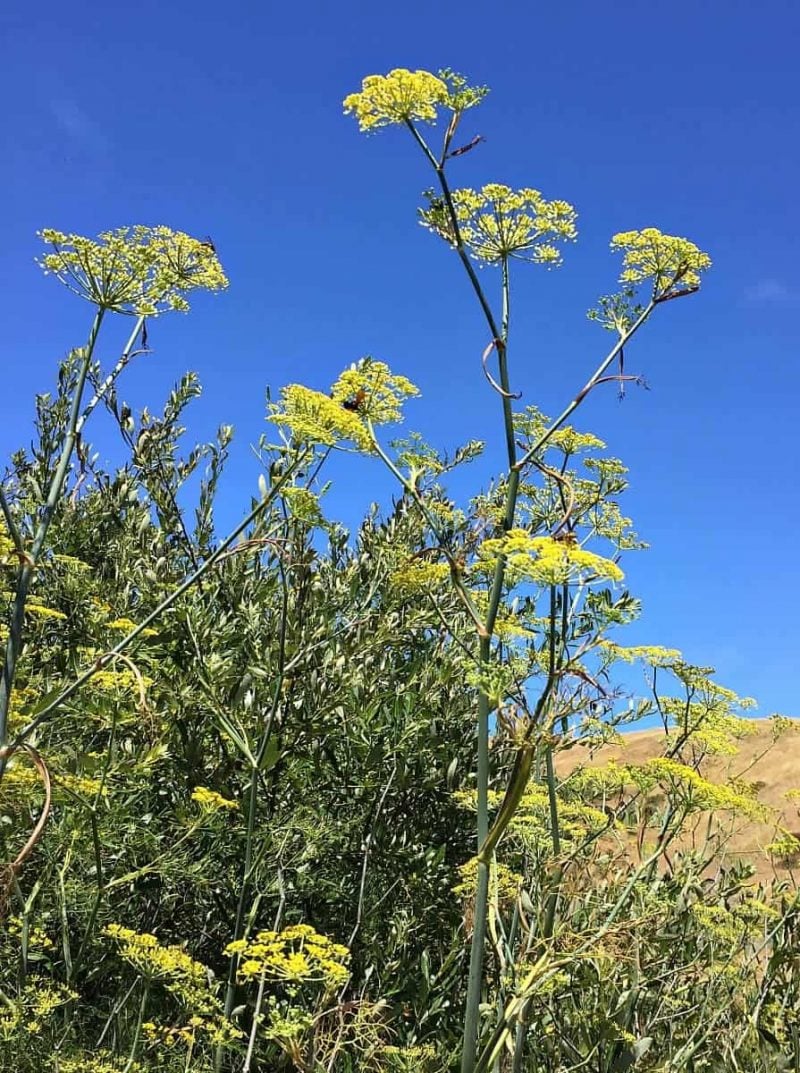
[558,719,800,883]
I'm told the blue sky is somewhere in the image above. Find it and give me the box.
[1,0,798,717]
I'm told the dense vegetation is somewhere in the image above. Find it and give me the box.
[1,68,798,1072]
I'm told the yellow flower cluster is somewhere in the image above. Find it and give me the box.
[457,784,608,849]
[269,361,418,450]
[767,834,800,862]
[191,785,239,812]
[388,558,450,597]
[453,857,522,906]
[106,617,158,637]
[225,923,349,987]
[142,1014,242,1048]
[663,704,757,756]
[106,926,242,1045]
[6,916,54,950]
[5,596,68,622]
[690,903,751,946]
[479,530,624,585]
[610,228,711,297]
[623,758,770,821]
[88,668,153,694]
[344,69,450,131]
[43,769,102,798]
[283,486,323,525]
[547,427,606,454]
[52,553,91,571]
[598,641,681,667]
[420,184,577,265]
[592,502,645,551]
[59,1052,143,1073]
[330,360,419,425]
[382,1042,439,1070]
[270,384,373,449]
[1,685,36,732]
[0,980,77,1039]
[37,225,228,314]
[105,924,207,987]
[0,757,105,800]
[343,67,487,132]
[469,590,534,640]
[0,527,15,565]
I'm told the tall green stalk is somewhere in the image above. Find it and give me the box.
[0,307,106,749]
[404,121,525,1073]
[397,116,665,1072]
[216,546,290,1072]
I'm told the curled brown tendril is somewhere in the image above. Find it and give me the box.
[0,743,52,912]
[481,339,522,400]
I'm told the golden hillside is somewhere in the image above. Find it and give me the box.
[558,719,800,883]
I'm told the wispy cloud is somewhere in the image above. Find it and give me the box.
[49,98,107,153]
[744,279,800,306]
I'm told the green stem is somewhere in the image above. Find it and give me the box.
[542,586,562,938]
[461,639,492,1072]
[243,968,269,1072]
[76,315,145,435]
[0,307,106,748]
[405,120,502,343]
[122,980,149,1073]
[68,809,105,982]
[541,746,562,938]
[216,518,293,1072]
[514,302,655,473]
[497,256,517,470]
[0,486,25,561]
[406,123,524,1073]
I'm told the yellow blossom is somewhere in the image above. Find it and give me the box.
[388,558,450,597]
[37,225,228,314]
[269,360,418,450]
[598,640,681,667]
[479,529,623,585]
[225,923,349,988]
[59,1053,144,1073]
[0,980,77,1039]
[283,486,324,525]
[88,668,153,694]
[420,184,577,265]
[344,67,487,133]
[103,923,233,1026]
[106,616,158,637]
[767,834,800,862]
[454,857,522,906]
[618,758,770,821]
[330,359,419,425]
[610,228,711,298]
[191,785,239,812]
[52,553,91,571]
[0,759,105,800]
[344,69,450,131]
[269,384,372,449]
[20,600,67,621]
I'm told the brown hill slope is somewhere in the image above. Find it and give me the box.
[556,719,800,882]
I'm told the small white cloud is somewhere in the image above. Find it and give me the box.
[49,98,107,152]
[744,279,799,305]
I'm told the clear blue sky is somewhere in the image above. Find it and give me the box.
[1,0,798,717]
